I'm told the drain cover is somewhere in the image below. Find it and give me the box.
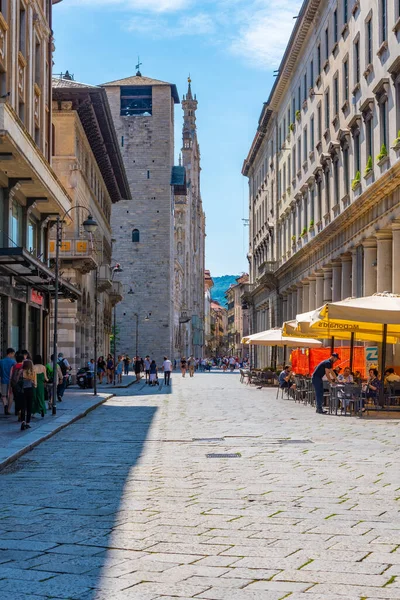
[193,438,225,442]
[206,453,241,458]
[279,439,313,444]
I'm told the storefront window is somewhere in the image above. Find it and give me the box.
[11,301,22,351]
[28,218,37,254]
[10,200,23,247]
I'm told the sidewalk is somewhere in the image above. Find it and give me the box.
[0,388,113,470]
[68,372,139,391]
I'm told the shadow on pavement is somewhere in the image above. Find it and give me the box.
[0,403,157,600]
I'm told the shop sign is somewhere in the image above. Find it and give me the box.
[31,289,44,306]
[365,346,379,372]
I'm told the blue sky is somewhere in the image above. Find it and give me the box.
[53,0,301,276]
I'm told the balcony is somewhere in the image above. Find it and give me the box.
[257,261,277,278]
[49,235,101,274]
[109,281,123,306]
[98,264,113,292]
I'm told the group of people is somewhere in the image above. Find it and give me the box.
[0,348,71,431]
[279,352,390,414]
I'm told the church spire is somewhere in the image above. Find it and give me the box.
[182,74,198,154]
[186,75,193,100]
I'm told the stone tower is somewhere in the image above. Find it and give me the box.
[101,72,180,363]
[173,78,205,359]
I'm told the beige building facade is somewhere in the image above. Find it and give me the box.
[226,274,249,357]
[243,0,400,367]
[204,269,214,355]
[51,77,130,370]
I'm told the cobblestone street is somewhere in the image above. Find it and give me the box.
[0,371,400,600]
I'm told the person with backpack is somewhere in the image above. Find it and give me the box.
[21,359,36,430]
[10,352,24,420]
[0,347,16,416]
[46,355,63,410]
[149,360,158,386]
[57,353,71,401]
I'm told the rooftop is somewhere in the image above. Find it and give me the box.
[100,74,180,104]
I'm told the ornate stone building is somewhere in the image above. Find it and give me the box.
[226,274,249,357]
[204,269,214,355]
[243,0,400,367]
[0,0,81,357]
[173,79,206,360]
[51,77,130,370]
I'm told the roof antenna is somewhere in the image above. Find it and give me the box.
[135,56,142,77]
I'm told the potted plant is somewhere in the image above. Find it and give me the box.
[301,227,307,237]
[351,171,361,190]
[376,143,388,164]
[308,219,314,231]
[291,235,296,244]
[392,130,400,150]
[364,155,373,177]
[295,110,301,122]
[289,122,295,133]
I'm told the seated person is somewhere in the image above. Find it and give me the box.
[384,367,400,383]
[337,366,354,384]
[333,366,342,377]
[366,368,381,405]
[278,365,296,390]
[353,370,363,384]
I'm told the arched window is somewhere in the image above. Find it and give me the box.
[132,229,140,243]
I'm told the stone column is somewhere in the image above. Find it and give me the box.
[292,288,298,319]
[392,220,400,294]
[281,295,288,325]
[341,253,352,299]
[296,283,303,316]
[363,238,377,296]
[302,280,310,313]
[331,261,342,302]
[315,273,324,308]
[351,248,358,297]
[375,229,393,293]
[323,268,333,304]
[308,277,316,311]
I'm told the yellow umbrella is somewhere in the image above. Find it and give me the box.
[243,328,322,348]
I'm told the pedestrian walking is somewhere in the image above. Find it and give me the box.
[188,356,195,377]
[10,352,25,419]
[163,356,172,385]
[311,352,339,414]
[181,357,187,377]
[144,355,151,383]
[57,353,71,401]
[134,356,142,382]
[106,354,114,384]
[21,359,36,430]
[116,355,123,384]
[32,355,47,418]
[0,347,16,415]
[45,355,63,410]
[123,355,131,376]
[97,356,106,384]
[149,359,158,386]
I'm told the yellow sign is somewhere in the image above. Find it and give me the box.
[60,241,71,252]
[49,241,55,252]
[76,241,87,253]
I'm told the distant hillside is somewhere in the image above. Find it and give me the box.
[211,275,240,307]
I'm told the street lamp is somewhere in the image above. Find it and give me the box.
[52,208,98,415]
[111,264,123,386]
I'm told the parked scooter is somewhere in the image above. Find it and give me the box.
[76,367,93,389]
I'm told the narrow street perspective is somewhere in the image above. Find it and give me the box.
[0,372,399,600]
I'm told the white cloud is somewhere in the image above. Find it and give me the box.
[125,12,215,37]
[72,0,190,12]
[230,1,303,69]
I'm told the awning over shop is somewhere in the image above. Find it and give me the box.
[242,328,322,348]
[0,247,81,300]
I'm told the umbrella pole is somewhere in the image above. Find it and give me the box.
[350,332,355,373]
[330,336,335,354]
[379,324,387,408]
[283,344,287,366]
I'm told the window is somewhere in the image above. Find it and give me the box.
[28,218,37,254]
[334,75,339,116]
[366,117,373,161]
[298,85,301,110]
[317,44,321,73]
[366,17,373,65]
[283,164,286,192]
[310,60,314,87]
[381,0,387,42]
[324,169,331,215]
[303,127,308,159]
[343,146,350,194]
[121,136,124,147]
[325,27,329,60]
[343,58,349,101]
[287,107,291,129]
[317,177,322,222]
[354,39,360,84]
[304,192,308,231]
[19,4,26,55]
[354,132,361,173]
[379,98,388,149]
[303,72,307,102]
[344,0,348,23]
[310,186,315,222]
[310,115,315,149]
[292,147,296,178]
[132,229,140,243]
[292,98,296,123]
[317,104,322,140]
[333,159,340,205]
[34,39,41,85]
[287,156,291,186]
[325,90,330,129]
[10,200,23,247]
[283,117,286,140]
[297,137,301,170]
[333,9,338,44]
[147,170,150,179]
[278,126,282,150]
[120,86,152,116]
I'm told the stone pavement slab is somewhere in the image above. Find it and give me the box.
[0,371,399,599]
